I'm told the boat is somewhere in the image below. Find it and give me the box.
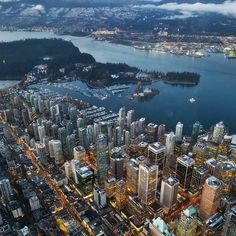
[189,98,196,103]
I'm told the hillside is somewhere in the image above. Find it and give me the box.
[0,38,95,79]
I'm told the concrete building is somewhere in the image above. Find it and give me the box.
[73,146,86,164]
[138,164,158,205]
[212,121,224,144]
[175,122,183,142]
[0,178,12,201]
[176,155,195,189]
[200,176,222,220]
[93,186,107,208]
[160,176,179,209]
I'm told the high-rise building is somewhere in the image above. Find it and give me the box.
[0,178,13,201]
[212,121,224,144]
[146,123,158,143]
[76,166,94,196]
[138,164,158,205]
[148,142,166,175]
[29,195,41,211]
[86,125,94,144]
[38,125,46,144]
[205,158,221,177]
[71,159,80,184]
[114,126,122,147]
[127,159,139,195]
[96,134,108,183]
[64,161,73,179]
[66,134,76,158]
[160,176,179,209]
[118,107,126,120]
[191,121,201,144]
[222,206,236,236]
[78,127,87,148]
[58,127,67,153]
[73,146,86,164]
[191,166,208,190]
[51,124,59,139]
[165,132,175,158]
[157,124,166,142]
[104,177,116,198]
[110,149,128,179]
[49,140,64,164]
[200,176,222,220]
[176,206,197,236]
[175,122,183,142]
[124,130,130,146]
[115,179,127,210]
[93,186,107,209]
[94,123,102,140]
[35,143,48,165]
[176,155,195,189]
[127,110,135,127]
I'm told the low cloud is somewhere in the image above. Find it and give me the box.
[31,4,45,12]
[157,0,236,17]
[135,0,236,18]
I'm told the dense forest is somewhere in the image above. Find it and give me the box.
[165,72,200,84]
[0,38,95,79]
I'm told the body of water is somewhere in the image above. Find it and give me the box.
[1,31,236,133]
[0,80,19,89]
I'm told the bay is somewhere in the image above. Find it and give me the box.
[0,31,236,133]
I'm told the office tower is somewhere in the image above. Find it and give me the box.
[32,122,39,140]
[146,123,158,143]
[93,186,107,208]
[192,142,206,166]
[127,159,139,194]
[191,121,201,143]
[222,206,236,236]
[114,126,122,147]
[118,117,125,133]
[96,134,108,183]
[66,121,74,135]
[176,206,197,236]
[71,159,80,184]
[124,130,130,146]
[115,179,127,209]
[175,122,183,142]
[77,117,84,130]
[78,127,87,148]
[48,140,64,164]
[205,158,221,177]
[160,176,179,209]
[29,195,41,211]
[219,162,236,195]
[176,155,195,189]
[51,124,59,139]
[138,164,158,205]
[66,134,76,158]
[212,121,224,144]
[58,127,67,152]
[76,166,94,196]
[0,178,13,201]
[127,110,135,127]
[38,125,46,144]
[138,117,146,134]
[148,142,165,173]
[69,106,77,127]
[130,121,137,138]
[106,122,113,143]
[165,132,175,158]
[200,176,222,220]
[45,120,53,137]
[191,166,208,189]
[104,177,116,198]
[157,124,166,142]
[35,143,48,165]
[64,161,73,179]
[21,109,29,127]
[110,149,128,179]
[87,125,94,144]
[94,123,102,139]
[73,146,86,164]
[119,107,126,120]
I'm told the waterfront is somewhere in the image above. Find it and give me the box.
[1,31,236,133]
[0,80,19,89]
